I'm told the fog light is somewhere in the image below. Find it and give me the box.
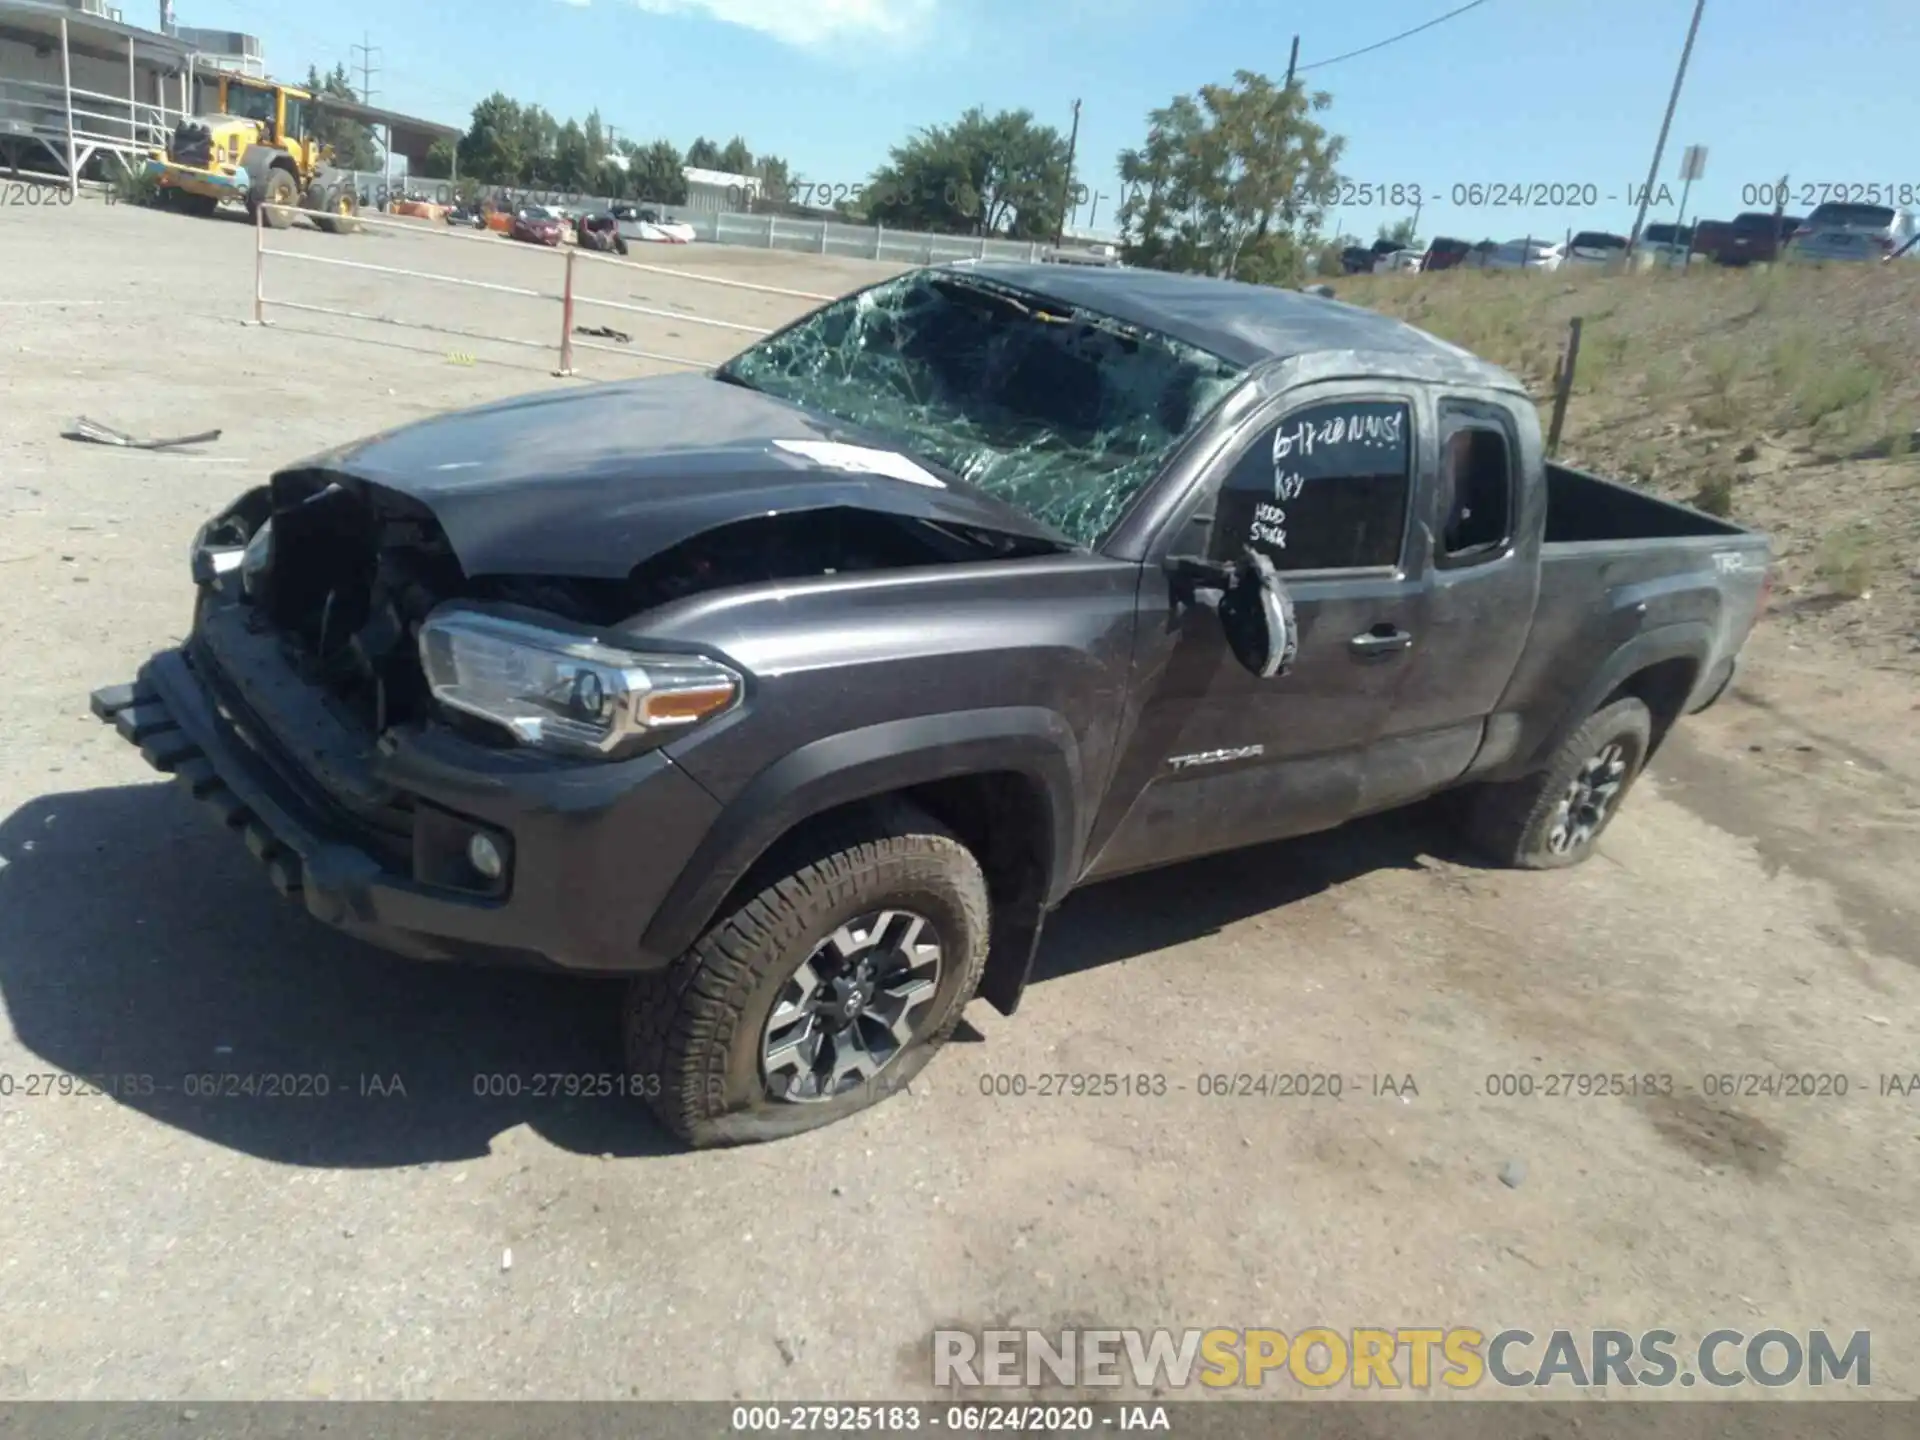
[466,832,504,881]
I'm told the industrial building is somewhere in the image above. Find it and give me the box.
[0,0,453,196]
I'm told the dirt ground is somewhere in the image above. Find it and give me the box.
[2,200,1918,1404]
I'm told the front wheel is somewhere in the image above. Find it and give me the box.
[248,167,298,229]
[626,809,990,1147]
[1461,696,1653,869]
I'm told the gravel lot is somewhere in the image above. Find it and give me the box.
[2,198,1918,1403]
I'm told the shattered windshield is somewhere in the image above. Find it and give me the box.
[719,271,1248,544]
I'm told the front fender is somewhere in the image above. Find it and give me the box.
[639,707,1084,966]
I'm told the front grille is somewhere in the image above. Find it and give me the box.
[257,477,459,735]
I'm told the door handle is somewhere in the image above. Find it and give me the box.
[1350,625,1413,658]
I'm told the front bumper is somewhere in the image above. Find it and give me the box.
[144,158,249,196]
[91,636,722,973]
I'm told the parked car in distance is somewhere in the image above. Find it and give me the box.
[1786,202,1920,263]
[1471,237,1565,272]
[612,204,697,244]
[575,210,630,255]
[1340,245,1377,275]
[1689,218,1731,263]
[1422,237,1473,271]
[509,205,567,246]
[1637,223,1694,266]
[1044,242,1123,267]
[1373,247,1425,274]
[93,262,1772,1146]
[1565,231,1629,267]
[1719,212,1795,265]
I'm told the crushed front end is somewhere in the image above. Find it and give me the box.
[90,474,726,973]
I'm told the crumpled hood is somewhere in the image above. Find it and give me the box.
[273,371,1073,578]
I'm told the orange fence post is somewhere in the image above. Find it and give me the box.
[557,246,576,375]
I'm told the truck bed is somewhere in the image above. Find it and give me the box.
[1543,462,1745,544]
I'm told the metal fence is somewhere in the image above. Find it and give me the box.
[250,200,837,376]
[333,171,1051,267]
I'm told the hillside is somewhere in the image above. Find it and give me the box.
[1336,262,1920,675]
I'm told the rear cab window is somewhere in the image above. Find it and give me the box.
[1210,399,1413,572]
[1435,400,1518,565]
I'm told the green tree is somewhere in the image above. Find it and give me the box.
[303,63,378,171]
[516,104,559,184]
[457,92,525,183]
[1377,216,1419,248]
[1118,69,1345,284]
[716,135,754,174]
[685,136,722,169]
[554,119,590,189]
[754,153,793,204]
[418,136,456,180]
[864,106,1070,237]
[631,138,688,204]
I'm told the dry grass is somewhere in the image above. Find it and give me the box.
[1815,524,1881,598]
[1332,259,1920,670]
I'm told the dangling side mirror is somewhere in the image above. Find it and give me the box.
[1216,548,1298,679]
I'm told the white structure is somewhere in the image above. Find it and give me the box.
[174,25,260,77]
[0,0,212,192]
[681,164,758,214]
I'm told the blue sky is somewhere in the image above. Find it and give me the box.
[181,0,1912,243]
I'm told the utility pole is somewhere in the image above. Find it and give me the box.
[1625,0,1705,258]
[349,31,381,105]
[1053,98,1081,248]
[1284,33,1299,90]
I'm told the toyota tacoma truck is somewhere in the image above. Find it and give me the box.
[91,262,1772,1146]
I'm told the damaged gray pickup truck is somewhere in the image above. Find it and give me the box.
[93,262,1771,1146]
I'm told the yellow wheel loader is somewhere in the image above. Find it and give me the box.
[144,74,361,234]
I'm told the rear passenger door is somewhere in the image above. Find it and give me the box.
[1358,394,1541,814]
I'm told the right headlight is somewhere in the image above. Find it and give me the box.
[417,606,742,760]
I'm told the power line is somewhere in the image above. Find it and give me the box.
[349,30,382,105]
[1296,0,1496,73]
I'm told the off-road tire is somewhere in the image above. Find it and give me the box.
[1461,695,1654,869]
[310,183,361,235]
[626,807,990,1148]
[248,167,298,229]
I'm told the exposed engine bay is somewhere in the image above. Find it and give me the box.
[213,473,1051,737]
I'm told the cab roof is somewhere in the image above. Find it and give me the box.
[943,260,1520,388]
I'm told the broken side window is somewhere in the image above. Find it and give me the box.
[719,272,1247,546]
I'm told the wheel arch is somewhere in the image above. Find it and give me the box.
[641,709,1085,1018]
[239,145,299,185]
[1513,624,1712,778]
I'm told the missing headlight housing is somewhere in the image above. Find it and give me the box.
[417,607,742,760]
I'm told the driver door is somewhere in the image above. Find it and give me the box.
[1083,381,1433,879]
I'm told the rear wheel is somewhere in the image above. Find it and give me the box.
[1461,696,1653,869]
[310,183,360,234]
[626,808,990,1148]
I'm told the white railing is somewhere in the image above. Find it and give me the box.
[0,76,172,174]
[250,202,840,376]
